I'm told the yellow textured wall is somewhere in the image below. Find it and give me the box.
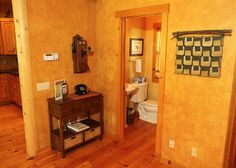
[95,0,236,167]
[26,0,96,149]
[125,17,146,83]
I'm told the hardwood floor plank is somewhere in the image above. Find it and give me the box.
[0,104,168,168]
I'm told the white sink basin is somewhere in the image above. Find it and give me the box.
[125,83,138,95]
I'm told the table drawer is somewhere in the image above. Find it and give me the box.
[64,133,83,149]
[87,97,102,114]
[84,126,101,141]
[72,102,87,118]
[61,102,85,118]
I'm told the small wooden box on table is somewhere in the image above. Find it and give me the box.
[47,91,103,158]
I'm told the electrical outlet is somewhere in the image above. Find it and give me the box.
[169,139,175,149]
[192,147,198,157]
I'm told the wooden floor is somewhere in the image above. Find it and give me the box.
[0,104,168,168]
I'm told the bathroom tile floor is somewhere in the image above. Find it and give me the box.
[0,104,167,168]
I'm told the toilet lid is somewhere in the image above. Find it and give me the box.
[139,99,157,107]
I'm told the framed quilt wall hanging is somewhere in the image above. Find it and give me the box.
[175,35,223,78]
[173,30,232,78]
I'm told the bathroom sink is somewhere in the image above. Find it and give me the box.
[125,83,138,95]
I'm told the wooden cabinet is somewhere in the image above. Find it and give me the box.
[7,73,21,106]
[0,73,21,106]
[0,74,9,102]
[48,92,104,158]
[7,73,15,101]
[0,26,3,54]
[15,76,21,106]
[0,18,16,55]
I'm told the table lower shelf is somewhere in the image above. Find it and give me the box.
[51,118,102,153]
[52,118,101,139]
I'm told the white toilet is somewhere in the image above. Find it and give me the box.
[130,82,158,124]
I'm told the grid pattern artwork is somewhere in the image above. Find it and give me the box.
[175,35,224,77]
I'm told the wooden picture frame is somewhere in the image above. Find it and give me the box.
[130,38,144,56]
[54,79,65,101]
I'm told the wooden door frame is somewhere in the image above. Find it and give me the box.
[115,4,169,158]
[224,59,236,168]
[12,0,38,157]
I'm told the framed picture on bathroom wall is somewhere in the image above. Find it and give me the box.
[130,38,144,56]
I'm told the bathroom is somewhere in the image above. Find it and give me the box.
[124,15,161,126]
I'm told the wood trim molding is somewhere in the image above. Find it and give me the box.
[224,59,236,168]
[115,4,170,18]
[155,12,168,156]
[12,0,38,157]
[116,18,126,140]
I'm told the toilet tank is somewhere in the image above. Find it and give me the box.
[130,82,148,103]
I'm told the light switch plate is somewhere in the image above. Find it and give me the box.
[192,147,198,157]
[37,81,50,91]
[169,139,175,149]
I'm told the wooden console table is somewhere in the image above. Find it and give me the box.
[47,91,103,158]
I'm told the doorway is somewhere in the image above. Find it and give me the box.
[124,15,161,130]
[0,1,19,105]
[115,4,169,157]
[0,0,27,163]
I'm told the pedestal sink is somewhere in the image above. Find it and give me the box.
[125,83,138,95]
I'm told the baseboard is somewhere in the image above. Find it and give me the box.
[160,157,185,168]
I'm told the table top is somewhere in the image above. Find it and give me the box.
[47,91,103,105]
